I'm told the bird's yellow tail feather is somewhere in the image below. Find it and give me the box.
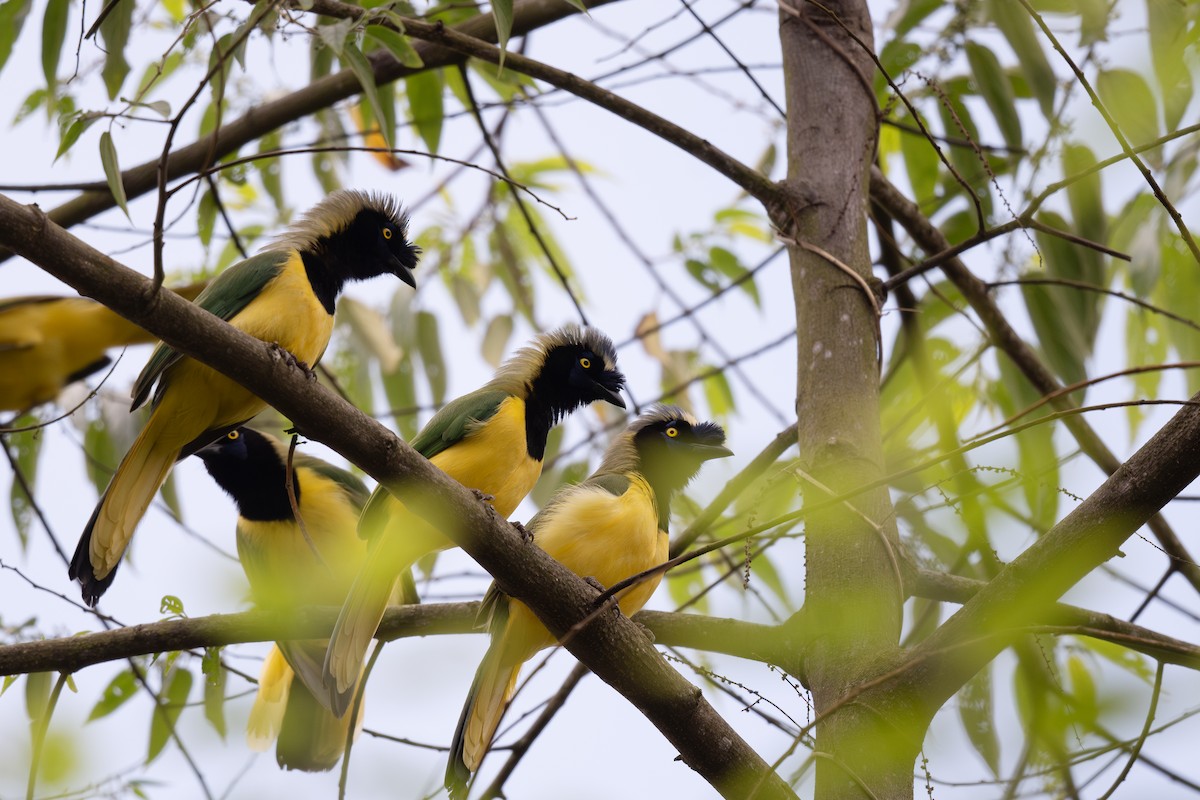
[324,539,399,717]
[247,645,292,752]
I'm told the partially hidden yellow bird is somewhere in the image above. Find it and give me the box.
[0,283,204,414]
[196,427,370,771]
[445,405,731,794]
[323,325,627,716]
[69,190,419,605]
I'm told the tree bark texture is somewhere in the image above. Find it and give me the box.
[778,2,916,798]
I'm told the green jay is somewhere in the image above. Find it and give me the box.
[0,283,204,413]
[196,427,371,772]
[322,324,626,716]
[445,405,731,794]
[70,190,419,605]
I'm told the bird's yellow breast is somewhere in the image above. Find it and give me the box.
[236,465,366,609]
[430,396,542,518]
[373,395,543,565]
[152,254,335,441]
[501,476,667,657]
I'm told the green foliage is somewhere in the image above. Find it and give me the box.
[6,417,41,549]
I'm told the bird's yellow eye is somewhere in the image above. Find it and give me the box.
[228,431,240,441]
[666,426,678,438]
[382,227,393,240]
[579,356,591,369]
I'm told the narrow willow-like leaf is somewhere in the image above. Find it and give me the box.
[405,69,444,154]
[416,310,446,405]
[7,415,41,549]
[965,42,1022,151]
[99,130,131,220]
[959,665,1000,776]
[1096,68,1161,156]
[492,0,512,65]
[365,23,423,68]
[481,314,513,367]
[147,667,193,763]
[99,0,133,100]
[87,669,138,721]
[0,0,32,78]
[342,40,391,149]
[40,0,69,89]
[988,0,1055,117]
[202,648,227,739]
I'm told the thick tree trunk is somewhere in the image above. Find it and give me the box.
[777,3,916,798]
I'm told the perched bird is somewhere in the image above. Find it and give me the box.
[196,427,370,771]
[323,325,626,716]
[0,283,204,414]
[445,406,731,794]
[69,190,419,605]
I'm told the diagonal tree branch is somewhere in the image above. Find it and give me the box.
[874,389,1200,721]
[0,194,796,800]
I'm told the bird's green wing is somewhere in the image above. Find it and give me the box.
[131,251,290,410]
[295,453,370,511]
[357,388,510,539]
[409,388,510,460]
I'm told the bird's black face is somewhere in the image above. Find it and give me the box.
[195,429,295,520]
[635,416,732,495]
[542,344,627,414]
[347,209,420,288]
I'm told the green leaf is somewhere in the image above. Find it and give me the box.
[481,314,513,367]
[147,667,193,763]
[7,416,42,550]
[0,0,32,78]
[405,69,444,154]
[415,310,446,405]
[257,130,285,213]
[159,595,185,617]
[159,472,182,522]
[492,0,512,64]
[996,356,1059,531]
[25,671,51,724]
[1148,0,1194,131]
[197,189,217,249]
[1066,654,1097,724]
[1096,69,1161,155]
[889,0,940,38]
[201,647,226,739]
[342,41,391,150]
[3,674,19,695]
[708,246,760,306]
[56,111,100,161]
[703,369,735,418]
[895,111,939,205]
[987,0,1056,117]
[98,0,133,100]
[959,665,1000,776]
[99,130,131,220]
[1061,144,1106,287]
[965,42,1021,152]
[87,669,138,721]
[41,0,70,89]
[365,24,423,68]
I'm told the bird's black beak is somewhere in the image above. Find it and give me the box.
[595,371,627,409]
[688,442,733,461]
[393,259,417,289]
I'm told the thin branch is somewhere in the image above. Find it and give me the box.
[1096,662,1164,800]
